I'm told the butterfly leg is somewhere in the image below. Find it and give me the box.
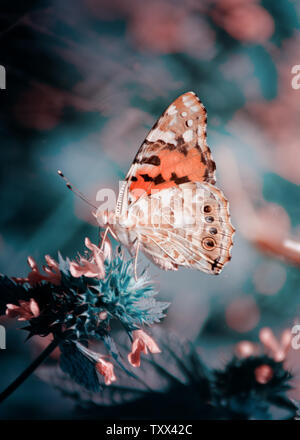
[134,240,141,282]
[100,226,118,251]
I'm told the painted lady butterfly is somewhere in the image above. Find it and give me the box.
[96,91,235,276]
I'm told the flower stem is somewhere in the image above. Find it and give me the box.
[0,337,60,404]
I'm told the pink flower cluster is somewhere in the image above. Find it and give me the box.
[6,298,40,321]
[13,255,61,286]
[6,238,111,321]
[236,327,292,363]
[6,254,61,321]
[96,330,161,385]
[5,238,161,386]
[77,329,161,386]
[69,237,112,279]
[235,327,292,385]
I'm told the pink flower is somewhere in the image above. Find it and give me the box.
[128,330,161,368]
[13,255,61,286]
[76,342,117,386]
[235,328,292,364]
[254,364,274,385]
[212,0,274,44]
[235,340,259,358]
[259,327,291,362]
[69,237,111,279]
[95,359,117,386]
[6,298,40,321]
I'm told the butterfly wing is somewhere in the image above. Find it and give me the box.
[116,91,234,274]
[124,91,216,203]
[127,182,234,274]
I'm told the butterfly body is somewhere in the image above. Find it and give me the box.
[96,92,235,275]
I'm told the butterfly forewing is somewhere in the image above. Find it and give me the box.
[125,91,216,204]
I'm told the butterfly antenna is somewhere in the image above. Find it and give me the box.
[57,170,97,209]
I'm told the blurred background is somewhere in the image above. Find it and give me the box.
[0,0,300,419]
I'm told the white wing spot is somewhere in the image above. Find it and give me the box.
[181,111,187,117]
[182,95,194,107]
[147,128,177,145]
[169,116,177,126]
[191,105,201,113]
[183,129,193,142]
[184,100,194,108]
[197,125,205,136]
[167,104,177,115]
[187,119,193,127]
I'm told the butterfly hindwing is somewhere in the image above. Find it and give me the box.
[127,182,234,274]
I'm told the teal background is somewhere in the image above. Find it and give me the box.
[0,0,300,418]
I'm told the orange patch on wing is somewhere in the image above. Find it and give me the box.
[129,147,206,196]
[129,167,175,194]
[158,148,206,181]
[173,148,206,181]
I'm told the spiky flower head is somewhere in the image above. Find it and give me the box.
[0,238,169,390]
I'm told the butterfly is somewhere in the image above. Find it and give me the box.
[95,91,235,277]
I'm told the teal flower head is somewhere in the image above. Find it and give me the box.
[0,237,169,390]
